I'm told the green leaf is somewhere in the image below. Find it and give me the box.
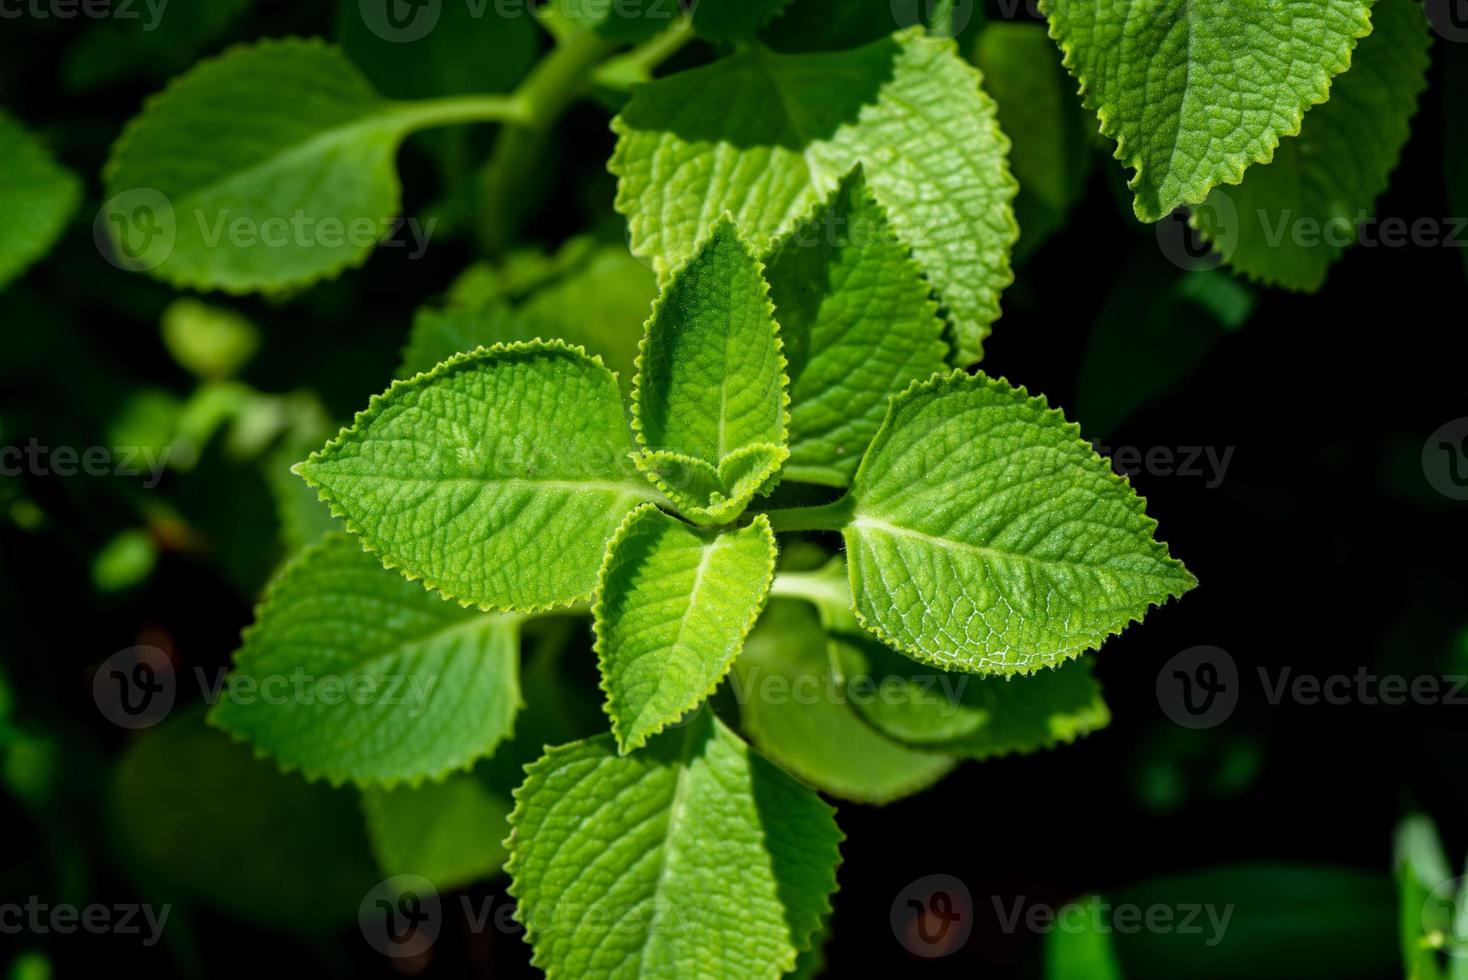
[0,113,80,290]
[612,28,1018,364]
[297,341,656,612]
[1041,0,1376,222]
[736,601,957,804]
[766,168,948,486]
[361,769,512,889]
[111,709,378,933]
[974,21,1094,261]
[837,634,1110,758]
[210,534,522,787]
[102,38,486,293]
[562,0,673,42]
[632,219,790,523]
[842,372,1195,674]
[1045,896,1123,980]
[1396,815,1454,980]
[160,299,260,379]
[1194,0,1431,290]
[693,0,792,40]
[398,304,543,379]
[595,505,777,752]
[506,712,841,978]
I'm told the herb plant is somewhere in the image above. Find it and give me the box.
[2,0,1443,973]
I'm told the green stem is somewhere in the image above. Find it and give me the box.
[389,94,534,132]
[593,18,696,91]
[761,495,856,534]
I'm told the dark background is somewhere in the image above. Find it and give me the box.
[2,1,1465,977]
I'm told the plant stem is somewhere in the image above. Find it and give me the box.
[390,94,534,131]
[770,569,850,609]
[594,19,696,91]
[761,495,856,534]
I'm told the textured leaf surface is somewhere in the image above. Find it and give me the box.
[298,341,655,612]
[736,601,956,804]
[1041,0,1376,221]
[1195,0,1430,290]
[112,710,378,933]
[103,39,435,292]
[612,29,1017,364]
[839,638,1109,757]
[506,713,841,979]
[596,506,777,752]
[843,372,1195,673]
[362,769,512,889]
[766,169,947,486]
[0,113,80,290]
[210,534,521,787]
[633,220,789,522]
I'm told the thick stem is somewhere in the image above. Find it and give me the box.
[761,495,856,534]
[389,94,534,131]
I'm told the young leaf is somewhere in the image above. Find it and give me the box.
[0,112,80,290]
[594,505,777,753]
[736,601,958,804]
[766,168,948,486]
[297,341,657,612]
[506,712,841,979]
[209,534,522,787]
[632,219,790,523]
[1041,0,1375,221]
[102,38,487,293]
[361,769,512,889]
[842,372,1195,674]
[612,28,1018,364]
[838,637,1110,758]
[1194,0,1431,290]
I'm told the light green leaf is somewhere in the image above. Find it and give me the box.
[297,341,657,612]
[612,28,1018,364]
[1396,815,1454,980]
[398,304,543,379]
[838,637,1110,758]
[111,709,378,933]
[1195,0,1431,290]
[692,0,792,40]
[102,38,484,293]
[1041,0,1376,221]
[161,298,260,379]
[209,534,522,788]
[736,601,957,804]
[507,712,841,979]
[632,219,790,523]
[0,113,80,291]
[361,769,512,889]
[974,21,1094,261]
[766,168,948,486]
[595,505,777,753]
[842,372,1195,674]
[1045,896,1123,980]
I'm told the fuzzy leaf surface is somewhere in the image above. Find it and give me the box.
[612,29,1017,364]
[209,534,521,787]
[595,505,777,752]
[843,372,1195,673]
[1041,0,1375,221]
[507,713,840,979]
